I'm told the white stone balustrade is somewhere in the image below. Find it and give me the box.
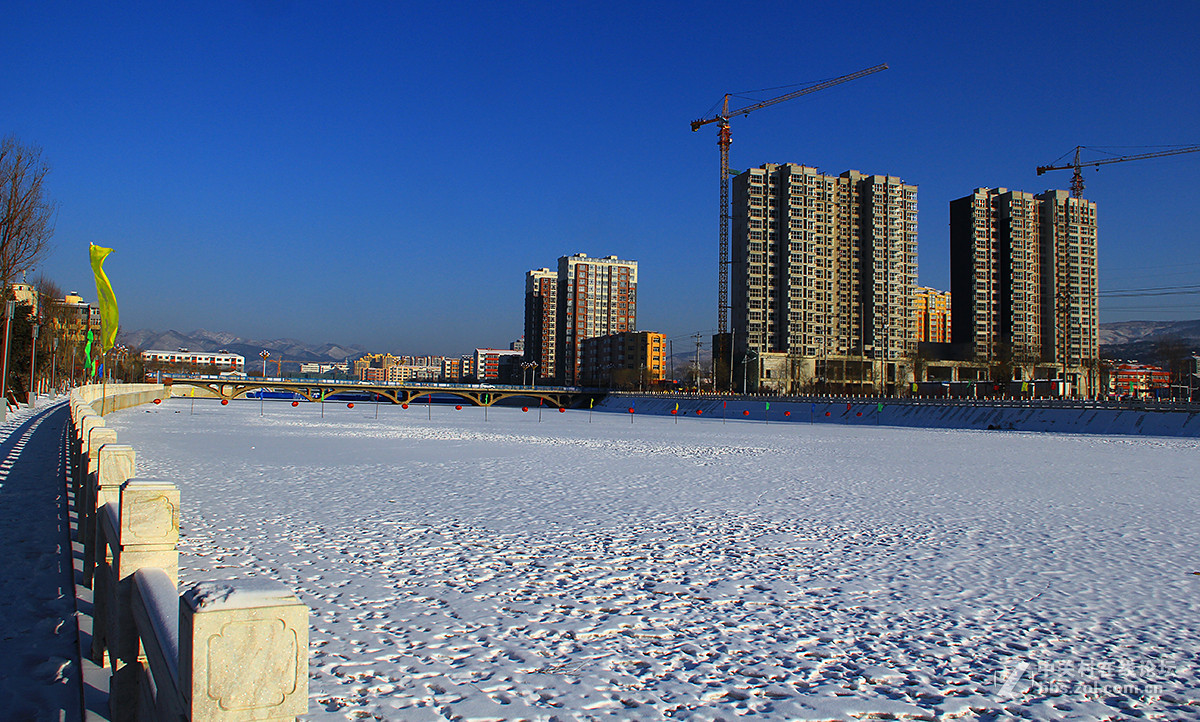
[69,384,309,721]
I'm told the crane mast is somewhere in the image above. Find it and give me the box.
[692,64,888,334]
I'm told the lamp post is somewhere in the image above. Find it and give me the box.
[520,360,538,388]
[0,300,15,419]
[113,344,127,383]
[259,350,269,416]
[28,322,39,405]
[51,336,58,396]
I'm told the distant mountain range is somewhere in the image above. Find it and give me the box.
[118,328,369,367]
[1098,319,1200,364]
[118,319,1200,372]
[1097,319,1200,347]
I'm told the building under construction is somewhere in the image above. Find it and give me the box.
[727,162,918,394]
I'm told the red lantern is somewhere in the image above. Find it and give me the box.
[455,405,462,410]
[856,412,862,417]
[291,401,299,407]
[742,410,750,416]
[784,411,791,417]
[347,403,355,409]
[825,411,831,417]
[402,403,409,409]
[522,406,529,412]
[153,398,161,405]
[558,407,565,413]
[696,409,703,415]
[221,399,228,406]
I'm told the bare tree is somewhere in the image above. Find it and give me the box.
[0,136,56,291]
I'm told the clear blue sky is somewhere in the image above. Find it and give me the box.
[7,2,1199,355]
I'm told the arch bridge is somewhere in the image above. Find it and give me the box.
[162,376,605,409]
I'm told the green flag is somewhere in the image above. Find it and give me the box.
[84,329,95,378]
[90,244,119,352]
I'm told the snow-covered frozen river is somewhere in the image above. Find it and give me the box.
[106,398,1200,720]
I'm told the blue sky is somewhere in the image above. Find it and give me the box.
[6,2,1199,355]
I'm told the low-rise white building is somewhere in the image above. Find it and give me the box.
[143,349,245,373]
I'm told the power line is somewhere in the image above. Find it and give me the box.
[1101,284,1200,298]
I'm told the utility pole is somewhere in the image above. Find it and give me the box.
[693,333,703,391]
[729,328,735,394]
[669,340,674,386]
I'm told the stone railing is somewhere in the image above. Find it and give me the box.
[69,384,309,720]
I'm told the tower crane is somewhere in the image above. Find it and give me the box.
[1037,144,1200,198]
[691,63,888,334]
[1036,144,1200,393]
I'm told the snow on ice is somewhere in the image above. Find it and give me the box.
[105,399,1200,720]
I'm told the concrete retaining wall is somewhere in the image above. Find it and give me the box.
[598,395,1200,437]
[73,383,168,414]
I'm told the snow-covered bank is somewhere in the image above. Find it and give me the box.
[105,399,1200,720]
[600,395,1200,437]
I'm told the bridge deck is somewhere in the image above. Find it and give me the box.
[161,375,606,408]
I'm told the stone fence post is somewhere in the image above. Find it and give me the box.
[108,479,180,721]
[180,580,309,720]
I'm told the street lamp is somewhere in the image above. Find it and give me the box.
[28,322,39,405]
[742,350,756,395]
[112,344,128,383]
[0,301,14,419]
[260,350,270,377]
[520,360,538,388]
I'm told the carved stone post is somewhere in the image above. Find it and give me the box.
[85,442,136,578]
[87,443,137,664]
[109,479,180,721]
[81,428,119,581]
[180,580,309,720]
[75,413,104,497]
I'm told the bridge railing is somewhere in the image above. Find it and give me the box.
[160,372,598,393]
[69,384,309,721]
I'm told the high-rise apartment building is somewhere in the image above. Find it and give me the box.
[556,254,637,385]
[950,188,1096,373]
[524,254,638,386]
[729,163,917,388]
[950,188,1042,362]
[524,269,558,382]
[1038,190,1098,368]
[914,287,951,343]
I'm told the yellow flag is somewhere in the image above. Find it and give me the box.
[89,244,119,352]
